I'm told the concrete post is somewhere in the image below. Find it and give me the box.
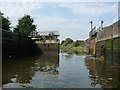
[90,21,93,31]
[101,20,104,30]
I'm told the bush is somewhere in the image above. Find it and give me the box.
[61,40,65,45]
[65,38,73,46]
[74,40,81,47]
[74,40,84,47]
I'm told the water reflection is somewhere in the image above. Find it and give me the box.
[32,52,59,75]
[4,51,119,88]
[3,52,100,88]
[2,51,59,88]
[2,57,36,84]
[85,53,120,88]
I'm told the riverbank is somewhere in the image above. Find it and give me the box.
[60,38,84,54]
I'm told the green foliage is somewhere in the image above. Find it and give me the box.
[66,38,73,44]
[74,40,83,47]
[62,38,73,46]
[45,33,58,40]
[13,15,36,37]
[60,38,84,54]
[0,12,11,31]
[61,40,65,45]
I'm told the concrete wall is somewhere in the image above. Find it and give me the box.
[84,38,96,55]
[35,42,60,55]
[2,30,43,61]
[96,36,120,60]
[97,20,120,42]
[84,39,89,54]
[89,38,96,55]
[84,20,120,57]
[96,20,120,58]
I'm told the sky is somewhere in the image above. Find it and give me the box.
[0,0,119,41]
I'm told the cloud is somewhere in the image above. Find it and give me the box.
[0,0,119,2]
[0,2,118,40]
[33,14,89,40]
[0,2,43,17]
[34,15,82,30]
[58,2,117,16]
[0,2,43,27]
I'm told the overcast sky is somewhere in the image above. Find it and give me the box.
[0,0,119,41]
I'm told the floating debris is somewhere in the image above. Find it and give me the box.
[3,83,24,88]
[107,78,113,81]
[109,65,116,68]
[20,83,33,88]
[11,78,17,83]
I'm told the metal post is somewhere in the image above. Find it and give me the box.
[90,21,93,31]
[111,25,113,61]
[101,20,104,30]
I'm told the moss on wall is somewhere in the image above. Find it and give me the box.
[96,37,120,59]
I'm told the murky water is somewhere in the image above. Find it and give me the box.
[2,52,120,88]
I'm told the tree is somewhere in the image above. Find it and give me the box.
[65,38,73,44]
[63,38,73,46]
[61,40,65,45]
[0,12,11,31]
[13,15,36,37]
[47,33,57,40]
[75,40,84,47]
[75,40,81,47]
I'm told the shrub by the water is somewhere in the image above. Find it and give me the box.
[60,38,84,54]
[62,38,73,46]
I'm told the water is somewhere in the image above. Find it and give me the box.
[2,52,119,88]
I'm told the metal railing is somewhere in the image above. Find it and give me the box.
[89,27,97,37]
